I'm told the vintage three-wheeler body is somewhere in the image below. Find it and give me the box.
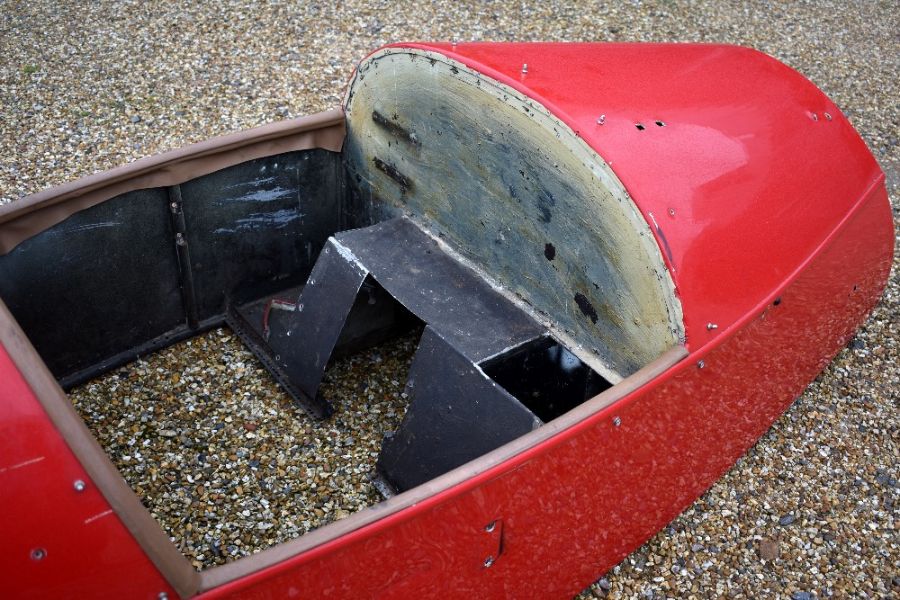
[0,43,892,598]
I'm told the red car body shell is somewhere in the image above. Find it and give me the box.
[1,43,892,598]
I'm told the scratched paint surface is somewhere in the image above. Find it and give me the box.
[178,149,347,319]
[344,50,682,377]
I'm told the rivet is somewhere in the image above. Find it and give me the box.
[30,548,47,561]
[169,202,178,210]
[668,208,676,217]
[613,416,622,427]
[521,63,528,74]
[158,593,169,600]
[824,112,832,121]
[73,480,86,492]
[175,233,186,246]
[596,114,606,125]
[706,323,718,331]
[485,521,496,533]
[483,555,495,568]
[697,360,705,369]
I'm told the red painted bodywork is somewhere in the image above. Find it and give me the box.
[1,44,892,598]
[0,342,175,599]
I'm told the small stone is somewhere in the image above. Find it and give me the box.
[779,514,796,526]
[130,115,141,123]
[243,422,258,432]
[791,592,813,600]
[597,578,611,591]
[759,538,780,561]
[158,429,177,438]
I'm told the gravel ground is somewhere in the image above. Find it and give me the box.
[2,1,897,598]
[69,328,421,569]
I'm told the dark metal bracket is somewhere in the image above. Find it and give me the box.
[167,185,200,330]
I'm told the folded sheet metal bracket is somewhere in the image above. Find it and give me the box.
[228,217,559,489]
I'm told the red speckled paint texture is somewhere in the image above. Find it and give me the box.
[1,44,891,598]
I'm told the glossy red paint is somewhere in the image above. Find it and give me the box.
[382,42,885,351]
[191,167,892,600]
[0,343,174,599]
[1,44,892,598]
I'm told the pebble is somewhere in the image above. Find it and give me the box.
[3,2,897,598]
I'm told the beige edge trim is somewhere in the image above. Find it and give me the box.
[0,105,687,594]
[0,283,684,595]
[0,108,346,255]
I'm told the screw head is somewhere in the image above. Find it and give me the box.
[697,360,706,369]
[706,323,719,331]
[30,548,47,561]
[73,480,86,492]
[483,555,495,568]
[613,416,622,427]
[596,114,606,125]
[485,521,496,533]
[158,593,169,600]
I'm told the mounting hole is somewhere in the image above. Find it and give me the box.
[635,123,645,131]
[30,548,47,561]
[655,120,666,127]
[773,297,782,306]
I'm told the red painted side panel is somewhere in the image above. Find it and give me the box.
[2,43,891,598]
[195,181,892,598]
[0,345,174,599]
[383,42,884,351]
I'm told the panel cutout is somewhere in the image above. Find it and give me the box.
[481,337,612,423]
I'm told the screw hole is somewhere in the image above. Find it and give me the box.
[635,123,645,131]
[773,297,782,306]
[655,120,665,127]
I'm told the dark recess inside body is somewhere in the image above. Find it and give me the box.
[481,337,612,423]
